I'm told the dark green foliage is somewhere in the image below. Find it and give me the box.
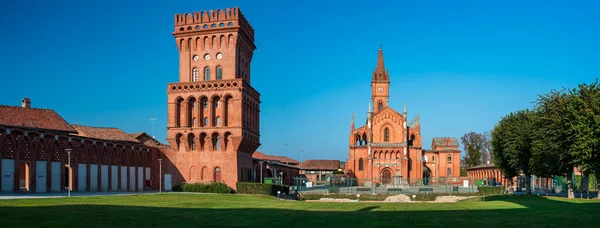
[181,182,234,193]
[328,187,340,193]
[478,186,505,195]
[236,182,289,195]
[172,184,183,192]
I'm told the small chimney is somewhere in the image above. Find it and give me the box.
[22,98,31,108]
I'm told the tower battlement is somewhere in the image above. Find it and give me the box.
[174,7,254,38]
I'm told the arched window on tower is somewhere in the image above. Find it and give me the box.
[192,68,199,82]
[192,118,197,127]
[447,168,452,177]
[204,67,210,81]
[203,117,208,127]
[216,117,221,126]
[378,101,383,111]
[447,154,452,164]
[384,128,390,142]
[214,167,221,182]
[216,66,223,80]
[358,158,364,171]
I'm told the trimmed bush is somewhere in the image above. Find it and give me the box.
[236,183,289,195]
[172,184,183,192]
[328,187,340,193]
[300,193,479,201]
[181,182,234,193]
[478,186,505,195]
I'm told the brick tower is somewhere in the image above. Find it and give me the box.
[371,48,390,112]
[165,7,260,188]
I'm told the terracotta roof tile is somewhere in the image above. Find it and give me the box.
[253,151,299,165]
[433,137,459,147]
[299,160,340,171]
[72,125,139,143]
[0,105,76,133]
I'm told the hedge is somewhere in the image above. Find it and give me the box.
[236,183,289,195]
[478,186,505,195]
[181,182,234,193]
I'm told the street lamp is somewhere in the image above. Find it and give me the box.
[65,148,72,197]
[279,172,284,185]
[258,161,264,183]
[157,158,163,193]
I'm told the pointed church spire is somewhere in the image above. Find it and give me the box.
[372,47,389,81]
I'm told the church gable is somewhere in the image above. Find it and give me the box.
[372,106,404,128]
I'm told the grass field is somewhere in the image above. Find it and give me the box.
[0,194,598,228]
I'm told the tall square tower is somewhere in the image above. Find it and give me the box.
[166,7,260,188]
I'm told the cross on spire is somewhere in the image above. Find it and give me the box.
[379,44,383,50]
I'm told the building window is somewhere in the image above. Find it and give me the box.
[216,117,221,126]
[192,68,199,82]
[447,168,451,177]
[204,117,208,126]
[216,66,223,80]
[189,135,196,151]
[214,167,221,182]
[447,154,452,164]
[408,158,412,171]
[432,156,435,162]
[214,136,220,151]
[203,100,208,108]
[217,100,221,108]
[358,158,364,171]
[384,128,390,142]
[204,67,210,81]
[378,101,383,111]
[192,118,197,127]
[193,102,197,109]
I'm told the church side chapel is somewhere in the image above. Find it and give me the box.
[345,48,461,186]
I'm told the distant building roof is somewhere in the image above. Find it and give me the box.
[129,132,168,149]
[253,151,299,165]
[466,163,496,170]
[433,137,459,147]
[0,105,76,133]
[72,125,139,143]
[300,160,340,171]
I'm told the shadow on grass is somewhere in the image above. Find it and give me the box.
[0,195,598,228]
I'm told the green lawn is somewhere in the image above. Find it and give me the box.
[0,194,598,227]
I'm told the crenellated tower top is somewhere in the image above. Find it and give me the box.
[173,7,255,43]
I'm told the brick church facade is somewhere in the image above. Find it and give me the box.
[345,49,461,185]
[161,8,261,189]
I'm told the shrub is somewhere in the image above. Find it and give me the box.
[236,182,289,195]
[172,184,183,192]
[328,187,340,193]
[181,182,234,193]
[478,186,505,195]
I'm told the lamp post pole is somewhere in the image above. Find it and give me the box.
[66,149,72,198]
[158,159,163,193]
[300,149,303,173]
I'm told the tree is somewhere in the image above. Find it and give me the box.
[460,131,491,168]
[566,79,600,198]
[491,115,519,193]
[531,89,575,198]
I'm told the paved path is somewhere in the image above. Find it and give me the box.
[0,191,159,200]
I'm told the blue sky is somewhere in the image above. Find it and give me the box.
[1,0,598,162]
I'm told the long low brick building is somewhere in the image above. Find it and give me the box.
[0,98,160,193]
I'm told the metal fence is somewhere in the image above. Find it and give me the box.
[292,176,483,194]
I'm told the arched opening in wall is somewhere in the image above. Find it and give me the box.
[203,118,208,127]
[223,95,232,126]
[216,117,221,126]
[362,133,367,145]
[199,96,208,127]
[265,169,273,178]
[384,127,390,142]
[447,168,452,177]
[220,35,226,49]
[358,158,364,171]
[384,151,388,160]
[188,133,196,151]
[212,133,220,151]
[381,168,392,184]
[175,97,184,127]
[204,37,209,51]
[378,100,383,111]
[192,67,199,82]
[423,165,431,185]
[187,97,196,127]
[223,132,231,151]
[214,167,221,182]
[216,66,223,80]
[211,36,217,49]
[175,134,183,152]
[201,166,207,180]
[212,96,220,127]
[199,133,207,151]
[447,154,452,164]
[204,66,210,81]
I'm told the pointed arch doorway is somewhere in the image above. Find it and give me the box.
[381,168,392,184]
[423,165,431,185]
